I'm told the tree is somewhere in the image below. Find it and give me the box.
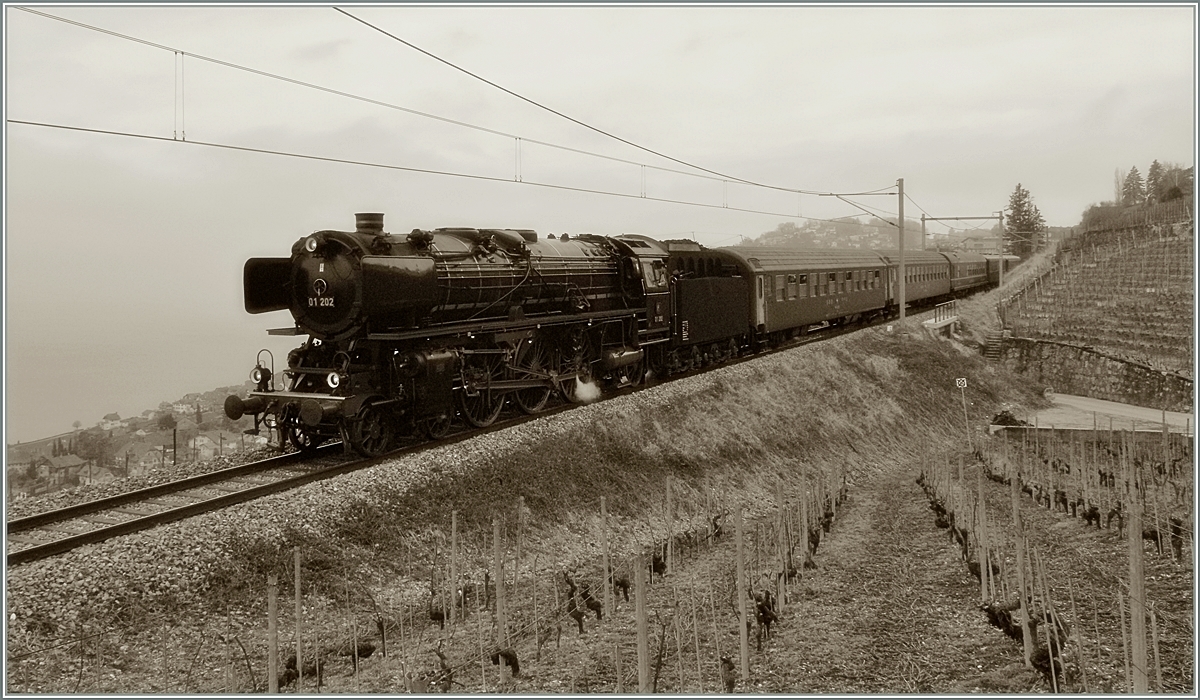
[75,429,112,469]
[1122,166,1145,206]
[157,412,178,431]
[195,403,203,425]
[72,420,82,431]
[1160,163,1194,202]
[1004,183,1047,258]
[1146,160,1164,204]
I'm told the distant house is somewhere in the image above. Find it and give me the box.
[79,465,118,487]
[33,455,85,485]
[124,441,169,471]
[961,236,1002,254]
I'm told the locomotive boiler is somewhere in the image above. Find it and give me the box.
[225,213,664,456]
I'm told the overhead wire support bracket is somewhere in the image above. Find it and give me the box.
[514,137,522,182]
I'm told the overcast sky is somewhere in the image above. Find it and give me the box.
[4,3,1196,443]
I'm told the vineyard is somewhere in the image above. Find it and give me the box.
[6,319,1193,694]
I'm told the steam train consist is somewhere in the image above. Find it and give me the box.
[225,213,1009,456]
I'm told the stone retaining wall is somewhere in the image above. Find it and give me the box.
[999,337,1192,412]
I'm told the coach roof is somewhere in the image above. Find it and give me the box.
[718,246,888,272]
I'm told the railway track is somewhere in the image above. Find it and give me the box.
[6,302,945,567]
[4,402,578,567]
[6,443,351,566]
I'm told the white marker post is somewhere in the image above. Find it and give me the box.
[957,378,972,452]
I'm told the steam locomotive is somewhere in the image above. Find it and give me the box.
[225,213,1007,456]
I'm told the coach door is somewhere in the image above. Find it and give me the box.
[755,275,767,329]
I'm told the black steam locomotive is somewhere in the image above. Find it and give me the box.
[225,213,1007,456]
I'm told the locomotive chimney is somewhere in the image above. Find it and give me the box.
[355,212,385,234]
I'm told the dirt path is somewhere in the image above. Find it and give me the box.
[750,464,1033,693]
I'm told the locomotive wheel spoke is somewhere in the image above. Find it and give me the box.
[559,331,597,404]
[422,414,452,439]
[612,357,645,388]
[287,424,326,453]
[459,354,506,427]
[514,337,552,414]
[349,400,393,457]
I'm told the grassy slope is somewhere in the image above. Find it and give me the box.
[208,320,1047,608]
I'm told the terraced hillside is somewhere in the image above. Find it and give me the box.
[1003,215,1193,377]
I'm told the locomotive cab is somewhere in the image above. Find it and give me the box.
[611,234,671,341]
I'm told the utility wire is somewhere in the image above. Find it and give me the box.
[8,119,888,230]
[18,5,888,201]
[334,7,831,196]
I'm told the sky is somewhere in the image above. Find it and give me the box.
[3,3,1196,444]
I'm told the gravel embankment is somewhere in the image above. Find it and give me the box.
[5,447,282,520]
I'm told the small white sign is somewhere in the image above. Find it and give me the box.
[955,377,967,389]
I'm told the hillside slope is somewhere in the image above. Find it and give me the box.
[17,321,1179,694]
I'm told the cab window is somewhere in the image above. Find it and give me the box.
[643,259,668,290]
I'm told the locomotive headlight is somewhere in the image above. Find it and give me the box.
[326,372,341,389]
[251,368,264,384]
[305,236,319,253]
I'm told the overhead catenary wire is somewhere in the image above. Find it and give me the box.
[17,5,876,203]
[334,7,830,196]
[7,119,888,230]
[903,192,963,234]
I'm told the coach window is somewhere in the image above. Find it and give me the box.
[787,274,798,299]
[775,275,785,302]
[797,274,808,297]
